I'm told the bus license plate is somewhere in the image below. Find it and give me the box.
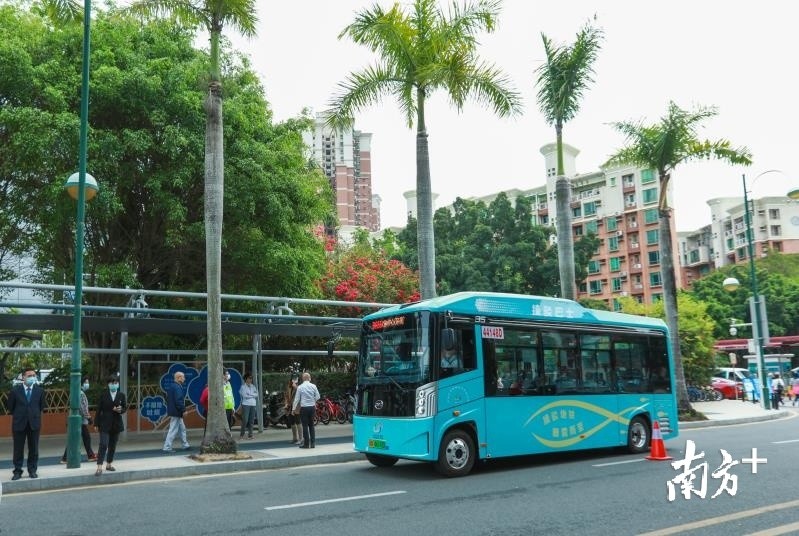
[369,438,387,449]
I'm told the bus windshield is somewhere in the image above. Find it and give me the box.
[359,311,432,386]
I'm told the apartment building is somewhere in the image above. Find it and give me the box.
[405,143,680,310]
[678,196,799,286]
[303,113,381,236]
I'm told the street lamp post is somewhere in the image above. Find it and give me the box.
[722,170,799,411]
[65,0,94,469]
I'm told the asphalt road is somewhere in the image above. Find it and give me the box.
[3,414,799,536]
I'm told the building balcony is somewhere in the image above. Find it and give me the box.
[628,242,640,252]
[623,184,636,194]
[630,262,643,273]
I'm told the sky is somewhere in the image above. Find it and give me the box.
[228,1,799,232]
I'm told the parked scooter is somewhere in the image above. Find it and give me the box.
[262,391,289,428]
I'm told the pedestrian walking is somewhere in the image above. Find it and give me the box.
[239,373,258,439]
[223,370,235,428]
[61,376,96,463]
[163,371,190,452]
[8,367,47,480]
[292,372,320,449]
[284,376,303,445]
[94,374,127,476]
[792,376,799,406]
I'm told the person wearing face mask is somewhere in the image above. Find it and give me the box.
[93,374,127,476]
[61,376,96,463]
[8,367,47,480]
[223,370,235,428]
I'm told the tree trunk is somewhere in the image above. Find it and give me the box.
[416,88,436,300]
[201,28,235,454]
[555,124,575,300]
[658,173,690,413]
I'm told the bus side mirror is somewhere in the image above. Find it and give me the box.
[442,328,456,351]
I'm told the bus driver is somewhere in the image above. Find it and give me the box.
[440,346,462,369]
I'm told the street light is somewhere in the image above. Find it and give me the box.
[721,170,799,411]
[65,0,94,470]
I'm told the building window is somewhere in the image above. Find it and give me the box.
[641,169,656,184]
[625,194,636,207]
[588,260,600,274]
[689,249,700,263]
[589,280,603,294]
[612,298,622,311]
[644,208,659,224]
[586,220,599,234]
[642,188,658,205]
[606,217,618,231]
[574,225,583,236]
[572,206,582,218]
[652,293,662,303]
[726,237,734,249]
[611,277,622,292]
[650,272,662,287]
[771,225,782,236]
[622,173,634,186]
[609,177,617,187]
[610,257,622,272]
[584,202,597,216]
[579,282,587,293]
[769,208,781,219]
[646,229,659,245]
[648,250,660,265]
[608,236,620,252]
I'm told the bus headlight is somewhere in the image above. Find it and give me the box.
[415,385,436,417]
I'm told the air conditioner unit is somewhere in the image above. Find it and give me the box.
[616,230,624,237]
[620,291,628,296]
[630,221,638,228]
[633,263,642,269]
[620,271,628,277]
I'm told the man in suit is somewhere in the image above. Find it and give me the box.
[7,367,47,480]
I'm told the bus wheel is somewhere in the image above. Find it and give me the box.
[436,430,475,477]
[627,416,650,454]
[365,453,398,467]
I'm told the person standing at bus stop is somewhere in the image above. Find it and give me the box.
[223,370,235,428]
[293,372,320,449]
[8,367,47,480]
[94,375,127,476]
[238,373,258,439]
[61,376,96,463]
[162,371,190,453]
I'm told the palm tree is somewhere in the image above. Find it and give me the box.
[127,0,257,453]
[327,0,521,300]
[534,20,603,300]
[606,101,751,411]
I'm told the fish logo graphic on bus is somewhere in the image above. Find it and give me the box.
[524,399,650,448]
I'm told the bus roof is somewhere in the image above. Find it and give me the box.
[365,292,667,332]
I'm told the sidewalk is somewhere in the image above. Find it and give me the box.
[1,400,791,495]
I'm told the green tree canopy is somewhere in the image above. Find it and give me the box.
[0,5,332,302]
[395,192,599,296]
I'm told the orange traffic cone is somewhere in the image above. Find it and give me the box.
[645,420,673,461]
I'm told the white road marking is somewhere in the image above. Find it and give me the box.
[771,439,799,444]
[638,498,799,536]
[592,458,645,467]
[747,521,799,536]
[265,490,407,511]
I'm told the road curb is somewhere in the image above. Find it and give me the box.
[679,409,789,429]
[2,451,364,495]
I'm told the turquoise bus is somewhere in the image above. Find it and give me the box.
[353,292,678,477]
